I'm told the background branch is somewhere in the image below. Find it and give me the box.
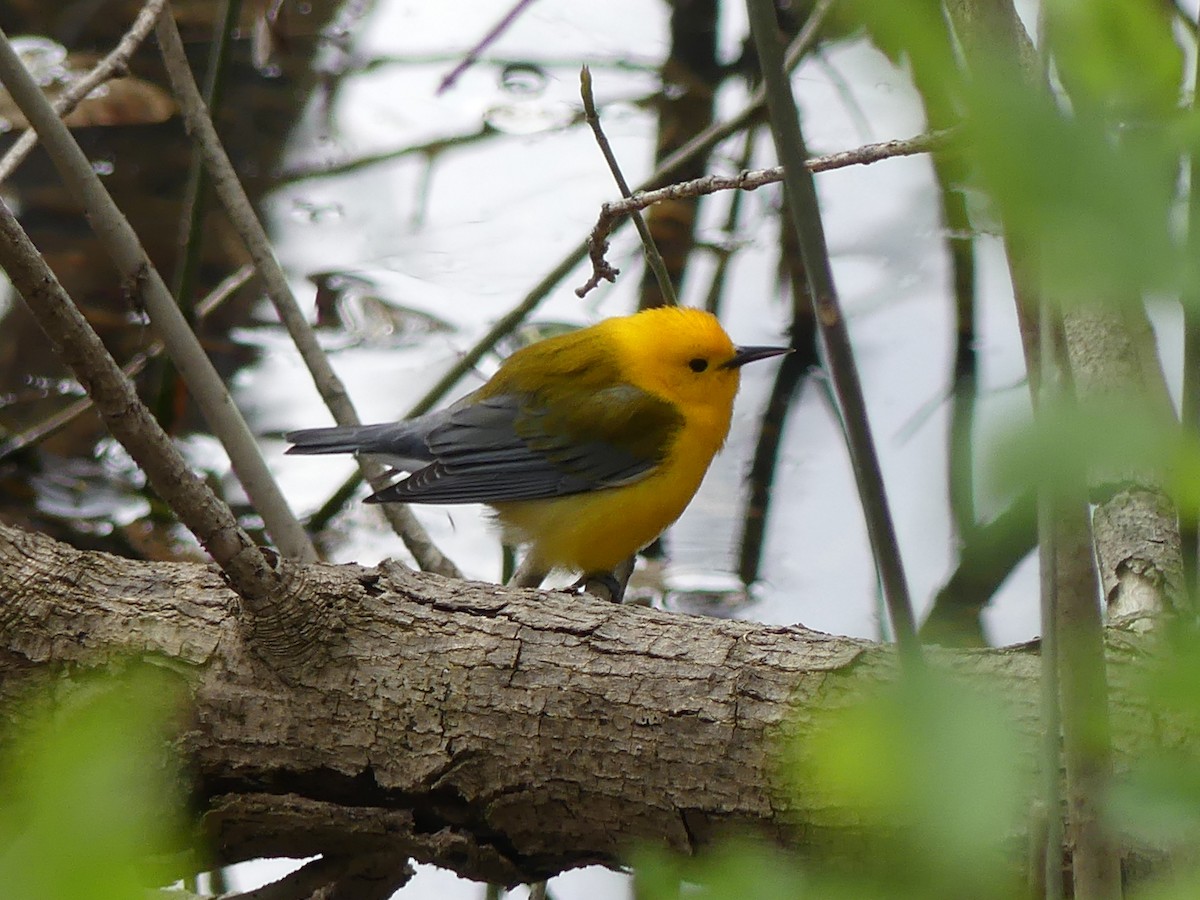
[745,0,919,662]
[578,130,950,296]
[152,6,458,578]
[0,203,290,631]
[0,20,315,563]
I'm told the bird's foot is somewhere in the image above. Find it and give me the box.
[572,571,625,603]
[572,556,636,603]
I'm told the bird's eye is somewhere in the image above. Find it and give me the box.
[688,358,708,373]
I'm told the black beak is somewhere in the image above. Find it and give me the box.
[721,345,791,369]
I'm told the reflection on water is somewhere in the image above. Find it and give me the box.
[10,35,69,87]
[0,0,346,554]
[499,61,547,95]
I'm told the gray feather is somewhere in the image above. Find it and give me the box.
[290,386,671,506]
[285,411,451,471]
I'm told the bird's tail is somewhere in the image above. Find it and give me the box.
[285,422,424,458]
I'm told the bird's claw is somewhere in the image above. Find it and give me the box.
[573,571,625,603]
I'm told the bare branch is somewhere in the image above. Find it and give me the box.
[579,64,675,304]
[0,203,286,626]
[578,130,952,297]
[436,0,539,94]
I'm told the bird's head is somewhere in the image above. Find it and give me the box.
[605,306,788,422]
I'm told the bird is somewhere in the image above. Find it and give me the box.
[286,305,788,584]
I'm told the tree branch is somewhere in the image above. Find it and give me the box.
[0,204,352,676]
[0,522,1172,887]
[221,851,413,900]
[152,6,458,578]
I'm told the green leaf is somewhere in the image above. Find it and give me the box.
[960,75,1184,305]
[783,667,1028,899]
[1044,0,1183,118]
[841,0,959,99]
[984,396,1200,513]
[0,666,196,900]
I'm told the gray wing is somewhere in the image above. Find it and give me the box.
[366,387,676,505]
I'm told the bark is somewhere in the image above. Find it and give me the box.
[1060,307,1184,616]
[0,523,1161,887]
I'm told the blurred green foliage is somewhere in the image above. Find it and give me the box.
[1043,0,1182,119]
[633,0,1200,892]
[795,668,1026,886]
[1111,621,1200,898]
[985,395,1200,514]
[0,666,196,900]
[636,667,1028,900]
[633,643,1200,898]
[634,839,814,900]
[851,0,1195,307]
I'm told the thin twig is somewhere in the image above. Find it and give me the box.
[170,0,243,308]
[0,0,167,185]
[573,4,839,298]
[0,264,254,460]
[736,111,817,585]
[1036,533,1064,900]
[0,20,317,563]
[1040,305,1117,900]
[579,65,676,304]
[1005,234,1068,900]
[153,6,459,578]
[746,0,920,664]
[577,130,951,296]
[436,0,539,94]
[155,0,243,436]
[737,350,808,586]
[943,0,1120,876]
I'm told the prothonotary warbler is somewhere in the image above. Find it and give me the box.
[286,306,788,578]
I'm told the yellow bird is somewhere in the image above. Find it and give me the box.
[286,306,788,579]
